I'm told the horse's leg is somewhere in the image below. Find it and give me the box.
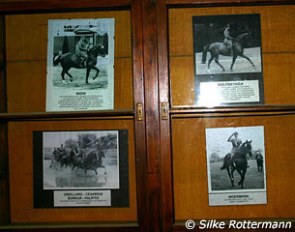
[61,69,66,84]
[236,169,243,186]
[225,167,234,187]
[86,67,91,84]
[61,68,73,83]
[92,66,100,80]
[53,159,59,170]
[230,54,238,70]
[71,164,77,172]
[237,169,246,188]
[214,58,225,71]
[65,71,73,82]
[230,166,235,187]
[241,171,245,188]
[201,45,208,64]
[207,56,214,71]
[240,54,255,67]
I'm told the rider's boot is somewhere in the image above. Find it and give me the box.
[80,57,86,68]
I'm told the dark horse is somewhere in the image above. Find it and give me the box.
[202,32,255,72]
[72,150,107,175]
[52,147,75,169]
[220,140,253,188]
[255,151,263,172]
[53,44,107,84]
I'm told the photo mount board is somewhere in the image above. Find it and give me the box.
[193,14,264,107]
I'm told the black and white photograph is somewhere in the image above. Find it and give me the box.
[205,126,267,206]
[46,18,115,111]
[33,130,129,208]
[42,130,119,190]
[193,14,264,106]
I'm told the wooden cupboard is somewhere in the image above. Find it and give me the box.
[0,0,294,231]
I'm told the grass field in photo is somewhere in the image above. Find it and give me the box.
[209,159,265,191]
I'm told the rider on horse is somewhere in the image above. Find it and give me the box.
[75,37,90,68]
[223,24,234,55]
[227,131,250,168]
[57,144,66,155]
[227,132,242,159]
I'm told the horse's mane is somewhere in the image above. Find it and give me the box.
[236,140,252,156]
[88,44,107,56]
[240,140,251,147]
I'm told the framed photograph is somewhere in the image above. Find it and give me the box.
[46,18,115,111]
[33,130,129,208]
[193,14,264,106]
[205,126,267,206]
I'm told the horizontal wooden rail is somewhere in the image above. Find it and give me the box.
[170,104,295,117]
[0,109,134,121]
[167,0,295,6]
[0,0,131,13]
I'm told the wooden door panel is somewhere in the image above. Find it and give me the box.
[8,119,137,223]
[172,114,295,220]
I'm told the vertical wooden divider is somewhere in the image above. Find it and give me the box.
[131,0,149,231]
[142,0,162,231]
[157,1,174,232]
[0,15,10,225]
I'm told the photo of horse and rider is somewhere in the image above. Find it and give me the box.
[193,14,264,107]
[52,34,109,87]
[42,130,120,190]
[205,126,266,192]
[46,18,115,111]
[50,23,112,87]
[193,14,262,75]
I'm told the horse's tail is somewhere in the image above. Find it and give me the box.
[220,161,226,170]
[201,44,209,64]
[53,54,61,66]
[220,153,230,170]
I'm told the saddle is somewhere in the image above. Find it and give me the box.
[227,46,233,56]
[76,53,87,68]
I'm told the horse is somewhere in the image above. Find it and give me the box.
[220,140,253,188]
[202,32,255,72]
[53,44,108,84]
[52,147,75,169]
[72,150,107,175]
[255,151,263,172]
